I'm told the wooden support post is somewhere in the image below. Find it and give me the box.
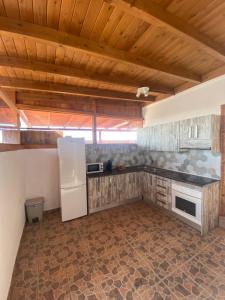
[16,109,21,144]
[0,89,21,144]
[92,100,97,144]
[99,130,102,144]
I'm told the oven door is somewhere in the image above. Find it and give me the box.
[172,190,202,225]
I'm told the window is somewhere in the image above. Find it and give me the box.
[0,108,142,145]
[63,130,92,143]
[19,110,93,130]
[97,130,137,143]
[96,116,142,144]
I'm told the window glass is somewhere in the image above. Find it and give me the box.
[97,130,137,143]
[63,130,92,143]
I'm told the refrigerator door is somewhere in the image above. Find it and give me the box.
[58,137,86,189]
[60,185,87,222]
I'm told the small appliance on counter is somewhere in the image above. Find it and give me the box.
[105,160,113,172]
[86,162,104,174]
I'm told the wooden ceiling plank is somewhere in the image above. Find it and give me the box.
[110,0,225,62]
[0,55,173,94]
[69,0,91,35]
[90,2,114,41]
[80,0,103,39]
[18,0,34,23]
[47,0,62,29]
[58,0,76,32]
[4,0,20,19]
[0,76,155,102]
[33,0,47,26]
[0,16,201,82]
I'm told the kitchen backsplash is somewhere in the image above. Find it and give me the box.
[141,150,221,179]
[85,144,141,167]
[86,144,221,179]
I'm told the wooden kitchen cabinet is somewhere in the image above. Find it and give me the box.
[142,172,156,204]
[158,122,180,151]
[137,121,179,152]
[137,115,220,152]
[155,176,172,210]
[179,115,220,152]
[88,172,142,213]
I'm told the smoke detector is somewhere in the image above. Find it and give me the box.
[136,87,150,98]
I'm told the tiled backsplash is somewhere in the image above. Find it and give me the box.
[141,150,221,179]
[85,144,141,167]
[86,144,221,179]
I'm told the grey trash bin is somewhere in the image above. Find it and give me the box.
[25,197,44,224]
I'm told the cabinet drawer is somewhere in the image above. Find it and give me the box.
[156,191,167,201]
[156,176,170,187]
[156,185,167,194]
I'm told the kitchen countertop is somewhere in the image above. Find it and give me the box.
[87,165,219,187]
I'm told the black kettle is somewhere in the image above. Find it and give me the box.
[106,160,112,172]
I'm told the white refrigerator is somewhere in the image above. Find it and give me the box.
[57,137,87,222]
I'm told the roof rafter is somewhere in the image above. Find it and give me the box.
[0,77,156,103]
[0,56,173,95]
[110,0,225,62]
[0,88,18,114]
[0,16,200,83]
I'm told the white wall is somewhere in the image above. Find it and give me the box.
[0,148,60,299]
[0,151,26,300]
[143,75,225,126]
[24,149,60,211]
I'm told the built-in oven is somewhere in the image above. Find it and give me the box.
[86,162,104,174]
[172,182,202,226]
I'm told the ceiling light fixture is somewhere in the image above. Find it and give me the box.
[136,87,150,98]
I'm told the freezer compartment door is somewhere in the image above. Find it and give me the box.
[60,185,87,222]
[58,137,86,189]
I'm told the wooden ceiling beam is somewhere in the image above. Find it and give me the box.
[0,16,200,83]
[110,0,225,62]
[0,88,18,114]
[0,89,31,127]
[0,76,155,103]
[16,103,143,121]
[0,56,173,95]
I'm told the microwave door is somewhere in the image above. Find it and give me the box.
[87,164,100,173]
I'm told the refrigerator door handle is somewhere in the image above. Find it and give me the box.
[61,184,86,191]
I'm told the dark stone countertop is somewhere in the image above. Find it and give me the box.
[87,165,219,187]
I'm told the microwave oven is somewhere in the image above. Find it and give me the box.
[86,162,104,174]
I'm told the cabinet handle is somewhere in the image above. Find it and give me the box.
[156,192,166,197]
[188,127,192,138]
[195,125,198,138]
[156,185,166,189]
[157,199,167,205]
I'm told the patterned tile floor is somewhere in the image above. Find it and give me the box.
[8,201,225,300]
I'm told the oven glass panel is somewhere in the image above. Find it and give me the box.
[175,196,196,216]
[87,164,99,172]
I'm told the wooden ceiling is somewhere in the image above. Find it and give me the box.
[0,0,224,113]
